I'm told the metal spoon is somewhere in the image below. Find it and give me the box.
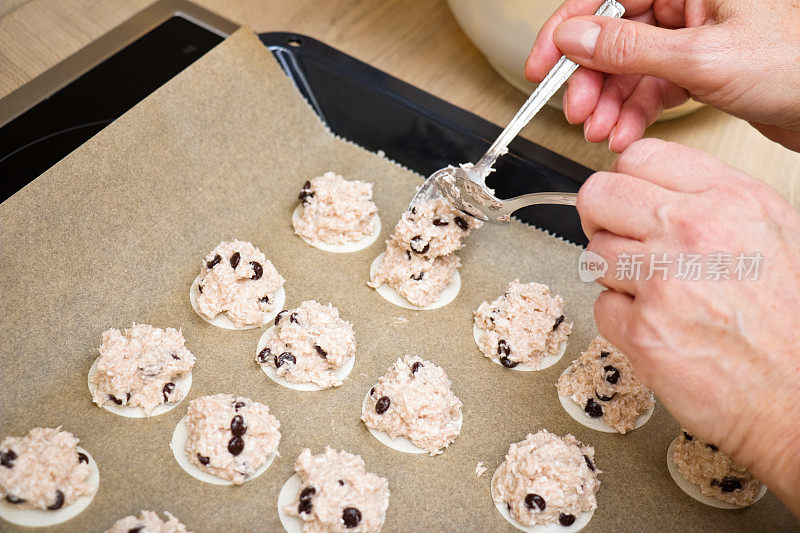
[410,0,625,221]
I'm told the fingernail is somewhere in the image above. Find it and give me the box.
[555,20,601,58]
[583,116,593,141]
[608,126,618,152]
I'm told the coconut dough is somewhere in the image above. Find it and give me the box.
[285,447,390,533]
[361,355,462,455]
[184,394,281,485]
[492,430,600,528]
[369,198,479,307]
[293,172,378,244]
[90,323,196,416]
[196,240,284,328]
[557,337,654,433]
[105,510,191,533]
[257,300,356,388]
[0,428,95,511]
[474,280,572,369]
[672,431,764,506]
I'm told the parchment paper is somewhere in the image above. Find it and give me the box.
[0,28,796,532]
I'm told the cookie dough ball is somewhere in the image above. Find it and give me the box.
[293,172,378,244]
[257,300,355,388]
[673,431,764,506]
[474,280,572,369]
[0,428,95,511]
[185,394,281,485]
[557,337,654,433]
[105,510,191,533]
[90,323,195,415]
[493,429,600,527]
[286,447,390,533]
[370,198,480,307]
[361,355,462,455]
[197,240,284,328]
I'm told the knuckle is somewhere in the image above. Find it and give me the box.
[601,22,642,69]
[616,138,665,172]
[577,172,609,212]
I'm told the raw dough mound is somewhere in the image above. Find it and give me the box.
[673,431,764,506]
[258,300,355,388]
[474,280,572,368]
[293,172,378,244]
[185,394,281,485]
[0,428,95,511]
[361,355,462,455]
[557,337,654,433]
[286,447,390,533]
[197,240,284,327]
[105,510,191,533]
[90,323,196,415]
[370,198,479,307]
[493,429,600,527]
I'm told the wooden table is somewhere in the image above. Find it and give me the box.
[2,0,799,206]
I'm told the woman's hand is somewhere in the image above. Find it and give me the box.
[525,0,800,153]
[581,138,800,514]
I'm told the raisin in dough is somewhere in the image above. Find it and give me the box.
[361,355,462,455]
[671,431,765,507]
[0,428,96,511]
[257,300,355,389]
[105,510,191,533]
[369,198,480,308]
[89,323,195,416]
[195,240,284,328]
[293,172,379,245]
[183,394,281,485]
[492,430,600,529]
[282,447,390,533]
[557,337,654,433]
[474,280,571,369]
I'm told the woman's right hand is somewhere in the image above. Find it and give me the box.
[524,0,800,153]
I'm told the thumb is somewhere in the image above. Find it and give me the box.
[554,16,706,88]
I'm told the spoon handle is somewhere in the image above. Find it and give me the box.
[474,0,625,178]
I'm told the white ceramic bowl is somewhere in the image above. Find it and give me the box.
[447,0,703,121]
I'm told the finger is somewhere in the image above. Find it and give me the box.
[564,67,604,124]
[607,76,689,152]
[611,138,728,192]
[577,170,674,240]
[525,0,656,83]
[593,289,637,355]
[586,230,646,295]
[553,16,706,88]
[653,0,688,28]
[585,74,641,143]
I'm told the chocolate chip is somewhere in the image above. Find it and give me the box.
[315,345,327,358]
[500,356,518,368]
[128,527,144,533]
[231,415,247,437]
[707,444,719,452]
[410,207,417,215]
[720,477,742,493]
[559,513,576,526]
[5,494,25,504]
[228,436,245,456]
[303,180,311,190]
[552,315,565,331]
[230,252,241,269]
[257,347,271,364]
[259,295,270,304]
[126,392,131,402]
[410,272,424,281]
[206,254,221,269]
[585,398,603,418]
[497,339,511,356]
[1,450,16,468]
[525,493,546,511]
[683,431,694,441]
[338,479,345,486]
[298,499,313,514]
[290,312,299,324]
[275,310,287,326]
[410,236,430,254]
[584,455,595,471]
[162,382,175,402]
[603,365,620,384]
[454,216,469,231]
[196,454,210,465]
[77,452,89,464]
[275,352,296,367]
[234,401,246,411]
[595,391,616,402]
[411,361,422,374]
[405,250,412,260]
[299,486,316,501]
[599,351,610,358]
[250,261,263,280]
[108,394,123,405]
[197,284,203,294]
[370,387,375,397]
[432,218,448,226]
[47,490,64,510]
[171,352,180,360]
[342,507,362,528]
[375,396,391,414]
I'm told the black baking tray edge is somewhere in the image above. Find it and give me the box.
[261,32,590,245]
